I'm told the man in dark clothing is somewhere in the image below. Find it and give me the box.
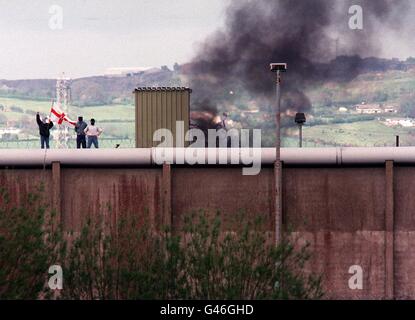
[74,116,87,149]
[36,112,54,149]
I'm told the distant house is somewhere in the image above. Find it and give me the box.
[355,103,397,114]
[243,109,260,114]
[384,118,414,127]
[383,105,398,113]
[399,119,414,127]
[0,127,20,135]
[384,119,399,127]
[104,67,159,77]
[0,127,21,140]
[355,103,383,114]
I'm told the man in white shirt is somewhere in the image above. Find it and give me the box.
[84,118,103,148]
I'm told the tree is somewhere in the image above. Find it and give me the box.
[400,95,415,117]
[0,113,7,124]
[10,105,23,113]
[173,63,181,72]
[0,186,62,299]
[374,91,388,102]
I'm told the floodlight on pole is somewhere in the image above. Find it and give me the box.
[270,63,287,245]
[295,112,306,148]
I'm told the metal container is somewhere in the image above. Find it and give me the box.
[134,87,191,147]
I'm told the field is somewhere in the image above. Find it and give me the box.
[2,95,415,149]
[291,121,415,147]
[0,96,135,121]
[0,96,136,146]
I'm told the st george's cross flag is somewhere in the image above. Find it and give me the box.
[50,101,76,126]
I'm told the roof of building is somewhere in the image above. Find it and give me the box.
[134,87,192,93]
[355,104,382,109]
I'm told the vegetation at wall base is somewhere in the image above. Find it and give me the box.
[0,185,63,299]
[0,188,323,300]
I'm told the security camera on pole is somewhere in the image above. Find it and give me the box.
[295,112,306,148]
[270,63,287,244]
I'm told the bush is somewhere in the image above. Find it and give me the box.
[25,109,37,116]
[0,113,7,124]
[1,133,19,141]
[61,212,323,300]
[0,187,323,300]
[0,186,62,299]
[400,95,415,117]
[9,105,23,113]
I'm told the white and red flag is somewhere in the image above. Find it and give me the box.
[50,101,76,126]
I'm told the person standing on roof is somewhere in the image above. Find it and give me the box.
[36,112,54,149]
[84,118,103,149]
[74,116,88,149]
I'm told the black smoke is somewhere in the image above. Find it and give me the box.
[187,0,410,114]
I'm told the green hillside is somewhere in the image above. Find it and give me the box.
[306,68,415,111]
[1,64,415,149]
[0,96,135,146]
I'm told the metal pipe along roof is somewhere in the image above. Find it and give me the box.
[1,147,415,167]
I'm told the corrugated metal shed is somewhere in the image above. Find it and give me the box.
[134,87,191,148]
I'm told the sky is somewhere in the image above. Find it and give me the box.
[0,0,414,80]
[0,0,228,79]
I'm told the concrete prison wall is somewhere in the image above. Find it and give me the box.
[0,161,412,299]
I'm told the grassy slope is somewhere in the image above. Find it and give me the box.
[306,68,415,106]
[0,96,136,141]
[0,96,135,121]
[300,121,415,147]
[1,67,415,148]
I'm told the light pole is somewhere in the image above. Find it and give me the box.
[295,112,306,148]
[270,63,287,244]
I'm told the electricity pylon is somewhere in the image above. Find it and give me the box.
[54,73,72,149]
